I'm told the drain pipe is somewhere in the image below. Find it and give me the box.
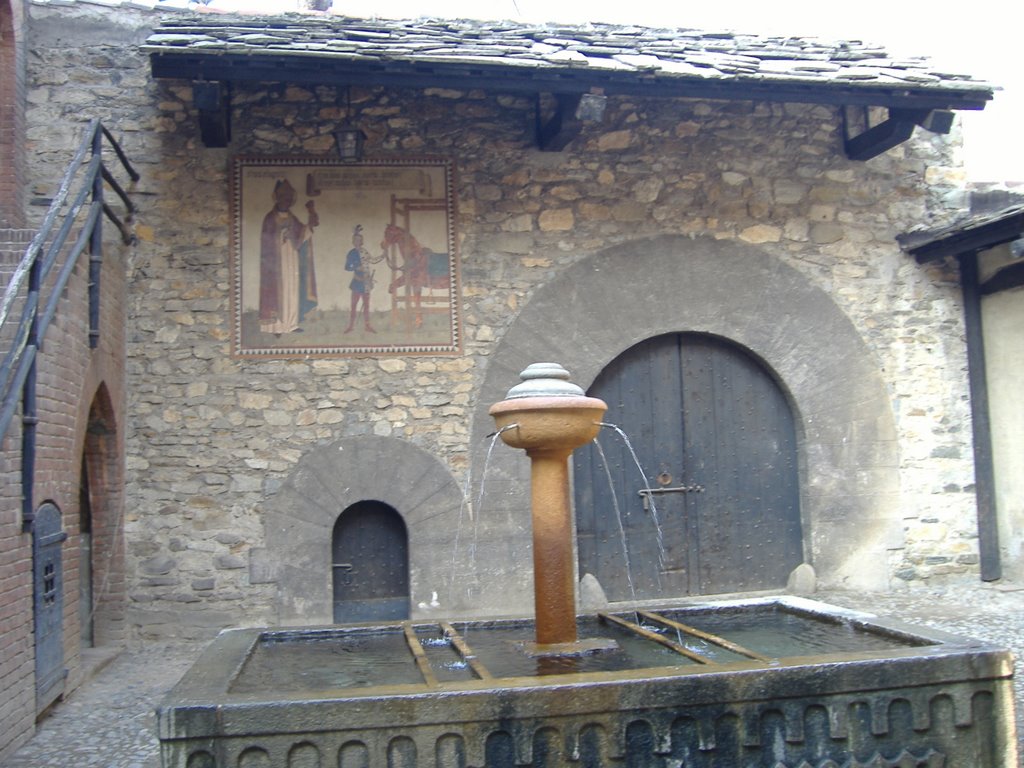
[958,250,1001,581]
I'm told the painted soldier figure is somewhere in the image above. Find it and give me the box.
[344,224,375,334]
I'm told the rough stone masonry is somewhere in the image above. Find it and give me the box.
[23,2,981,639]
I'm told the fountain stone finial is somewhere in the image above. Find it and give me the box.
[503,362,586,399]
[489,362,608,650]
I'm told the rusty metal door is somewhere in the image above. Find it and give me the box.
[574,333,802,600]
[332,501,410,623]
[33,501,68,713]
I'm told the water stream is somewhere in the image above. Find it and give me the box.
[449,424,518,609]
[591,438,642,616]
[598,422,668,567]
[457,421,673,618]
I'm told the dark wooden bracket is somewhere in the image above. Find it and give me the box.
[982,259,1024,295]
[536,93,584,151]
[535,91,608,151]
[842,106,954,161]
[193,80,231,148]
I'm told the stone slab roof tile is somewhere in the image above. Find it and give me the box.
[32,0,992,105]
[903,204,1024,245]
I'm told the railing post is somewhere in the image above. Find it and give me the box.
[0,120,139,526]
[89,124,103,349]
[21,253,40,532]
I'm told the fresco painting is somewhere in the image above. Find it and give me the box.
[232,157,460,356]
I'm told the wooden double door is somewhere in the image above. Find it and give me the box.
[573,333,803,600]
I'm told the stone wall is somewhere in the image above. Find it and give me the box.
[0,0,26,228]
[21,3,982,642]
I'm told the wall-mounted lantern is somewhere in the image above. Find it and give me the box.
[333,124,366,162]
[334,86,365,162]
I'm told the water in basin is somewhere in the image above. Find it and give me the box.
[228,604,928,695]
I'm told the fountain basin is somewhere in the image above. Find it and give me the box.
[157,596,1016,767]
[489,396,606,454]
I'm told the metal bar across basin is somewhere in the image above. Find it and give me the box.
[638,610,772,662]
[442,622,493,680]
[403,622,439,687]
[598,611,713,664]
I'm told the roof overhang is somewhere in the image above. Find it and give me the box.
[144,15,995,155]
[148,49,992,111]
[900,206,1024,263]
[900,204,1024,296]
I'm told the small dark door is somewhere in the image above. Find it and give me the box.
[33,502,68,713]
[574,333,802,600]
[332,501,410,623]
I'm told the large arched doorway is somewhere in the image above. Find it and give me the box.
[573,333,803,600]
[332,501,410,623]
[473,235,900,597]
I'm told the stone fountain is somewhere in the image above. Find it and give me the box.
[158,364,1017,767]
[488,362,607,651]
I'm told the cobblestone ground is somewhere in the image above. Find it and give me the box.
[0,642,206,768]
[1,586,1021,767]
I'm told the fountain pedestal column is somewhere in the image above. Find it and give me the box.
[489,364,607,649]
[527,442,583,645]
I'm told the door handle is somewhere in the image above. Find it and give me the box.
[638,485,705,511]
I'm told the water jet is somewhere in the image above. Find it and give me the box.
[158,364,1017,767]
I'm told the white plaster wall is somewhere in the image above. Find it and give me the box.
[981,244,1024,579]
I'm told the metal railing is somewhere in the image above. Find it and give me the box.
[0,119,138,530]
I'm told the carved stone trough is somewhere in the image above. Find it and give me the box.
[157,364,1017,766]
[158,596,1016,767]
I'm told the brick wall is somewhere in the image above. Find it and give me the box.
[0,0,130,753]
[0,203,130,762]
[0,422,34,767]
[0,0,33,758]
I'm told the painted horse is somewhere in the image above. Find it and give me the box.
[381,223,450,325]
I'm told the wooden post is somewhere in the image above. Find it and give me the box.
[959,251,1001,581]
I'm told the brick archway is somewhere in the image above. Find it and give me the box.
[80,383,126,646]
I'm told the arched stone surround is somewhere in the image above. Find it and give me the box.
[470,235,901,607]
[263,435,464,624]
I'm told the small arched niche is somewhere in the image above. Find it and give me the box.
[332,500,410,623]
